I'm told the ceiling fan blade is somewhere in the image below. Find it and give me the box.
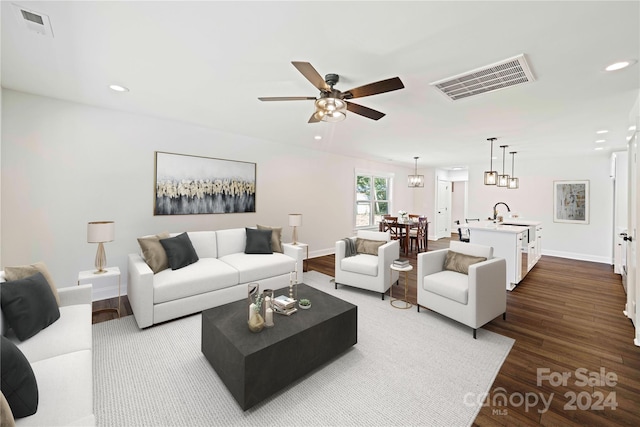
[292,61,330,92]
[308,112,321,123]
[344,77,405,99]
[258,96,316,101]
[346,102,386,120]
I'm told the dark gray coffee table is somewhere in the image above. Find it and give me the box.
[201,283,357,410]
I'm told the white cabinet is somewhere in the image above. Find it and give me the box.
[468,221,542,291]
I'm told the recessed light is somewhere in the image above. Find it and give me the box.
[314,135,322,140]
[594,147,604,151]
[596,130,608,134]
[109,84,129,92]
[595,139,606,143]
[605,60,637,71]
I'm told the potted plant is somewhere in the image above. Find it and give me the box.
[299,298,311,309]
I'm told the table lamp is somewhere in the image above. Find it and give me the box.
[87,221,115,274]
[288,214,302,245]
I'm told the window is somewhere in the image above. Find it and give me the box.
[355,172,392,228]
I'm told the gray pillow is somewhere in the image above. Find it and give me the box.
[137,231,170,273]
[0,272,60,341]
[256,225,283,253]
[3,262,60,306]
[0,336,38,418]
[159,232,199,270]
[443,250,487,275]
[245,228,273,254]
[355,238,386,255]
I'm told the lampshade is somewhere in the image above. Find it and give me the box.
[288,214,302,227]
[314,97,347,122]
[484,137,498,185]
[87,221,115,243]
[408,156,424,188]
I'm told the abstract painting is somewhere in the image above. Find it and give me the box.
[553,180,589,224]
[154,151,256,215]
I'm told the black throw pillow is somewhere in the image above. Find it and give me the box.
[0,272,60,341]
[245,228,273,254]
[159,232,199,270]
[0,336,38,418]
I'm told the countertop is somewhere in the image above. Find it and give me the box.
[465,220,541,234]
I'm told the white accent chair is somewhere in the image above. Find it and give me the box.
[335,230,400,300]
[416,241,507,338]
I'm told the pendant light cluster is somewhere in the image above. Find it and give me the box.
[484,137,519,189]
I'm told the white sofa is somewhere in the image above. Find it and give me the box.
[128,228,304,328]
[334,230,400,300]
[0,273,94,426]
[416,241,506,338]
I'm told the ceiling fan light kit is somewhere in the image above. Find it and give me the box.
[484,137,498,185]
[259,61,404,123]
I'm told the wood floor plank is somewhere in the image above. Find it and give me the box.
[95,235,640,426]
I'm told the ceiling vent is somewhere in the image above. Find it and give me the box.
[430,54,534,101]
[12,3,54,37]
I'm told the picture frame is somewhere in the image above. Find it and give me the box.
[553,180,589,224]
[154,151,256,215]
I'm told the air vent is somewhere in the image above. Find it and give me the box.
[12,3,54,37]
[430,54,534,101]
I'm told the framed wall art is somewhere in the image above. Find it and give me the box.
[553,180,589,224]
[154,151,256,215]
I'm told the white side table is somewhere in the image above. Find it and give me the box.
[78,266,121,318]
[390,264,413,309]
[291,242,309,272]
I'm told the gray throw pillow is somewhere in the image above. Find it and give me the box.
[443,250,487,275]
[3,262,60,306]
[355,238,386,255]
[245,228,273,254]
[0,336,38,419]
[159,232,199,270]
[137,231,171,273]
[0,272,60,341]
[256,225,283,253]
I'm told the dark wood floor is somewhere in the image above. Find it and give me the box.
[93,236,640,426]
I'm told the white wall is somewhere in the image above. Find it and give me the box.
[1,90,416,292]
[1,89,618,297]
[467,154,614,263]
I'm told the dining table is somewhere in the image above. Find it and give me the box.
[379,217,418,254]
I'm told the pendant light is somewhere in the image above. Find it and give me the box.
[484,138,498,185]
[408,156,424,187]
[497,145,509,187]
[508,151,519,189]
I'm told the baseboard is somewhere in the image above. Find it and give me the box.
[541,250,612,265]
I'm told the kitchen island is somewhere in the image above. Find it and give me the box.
[466,220,543,290]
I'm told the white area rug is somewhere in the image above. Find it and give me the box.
[93,271,514,426]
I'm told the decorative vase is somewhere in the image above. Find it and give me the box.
[248,310,265,333]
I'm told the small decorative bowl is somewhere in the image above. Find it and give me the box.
[299,299,311,310]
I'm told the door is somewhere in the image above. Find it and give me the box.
[436,180,451,239]
[627,129,638,343]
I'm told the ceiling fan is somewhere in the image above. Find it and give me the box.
[258,61,405,123]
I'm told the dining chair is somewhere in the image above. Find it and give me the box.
[455,220,470,243]
[409,216,428,252]
[382,217,407,252]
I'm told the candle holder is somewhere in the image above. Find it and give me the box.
[288,271,298,302]
[263,289,274,328]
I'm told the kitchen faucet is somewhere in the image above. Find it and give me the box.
[493,202,511,220]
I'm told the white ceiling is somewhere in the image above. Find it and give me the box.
[2,1,639,169]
